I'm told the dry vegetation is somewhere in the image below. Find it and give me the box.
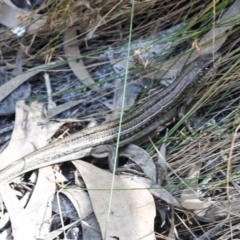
[0,0,240,239]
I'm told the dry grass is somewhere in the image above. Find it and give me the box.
[1,0,240,238]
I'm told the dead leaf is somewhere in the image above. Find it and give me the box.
[0,70,30,116]
[64,28,97,90]
[119,144,156,182]
[72,160,156,240]
[47,99,85,118]
[24,167,55,239]
[0,101,62,238]
[0,61,62,103]
[0,182,34,239]
[0,101,63,170]
[0,0,46,34]
[130,176,182,208]
[44,219,81,240]
[58,186,102,239]
[0,49,31,116]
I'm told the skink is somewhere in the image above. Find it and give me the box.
[0,53,222,183]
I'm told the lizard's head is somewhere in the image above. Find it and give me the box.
[193,52,222,85]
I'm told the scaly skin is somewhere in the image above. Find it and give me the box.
[0,53,222,183]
